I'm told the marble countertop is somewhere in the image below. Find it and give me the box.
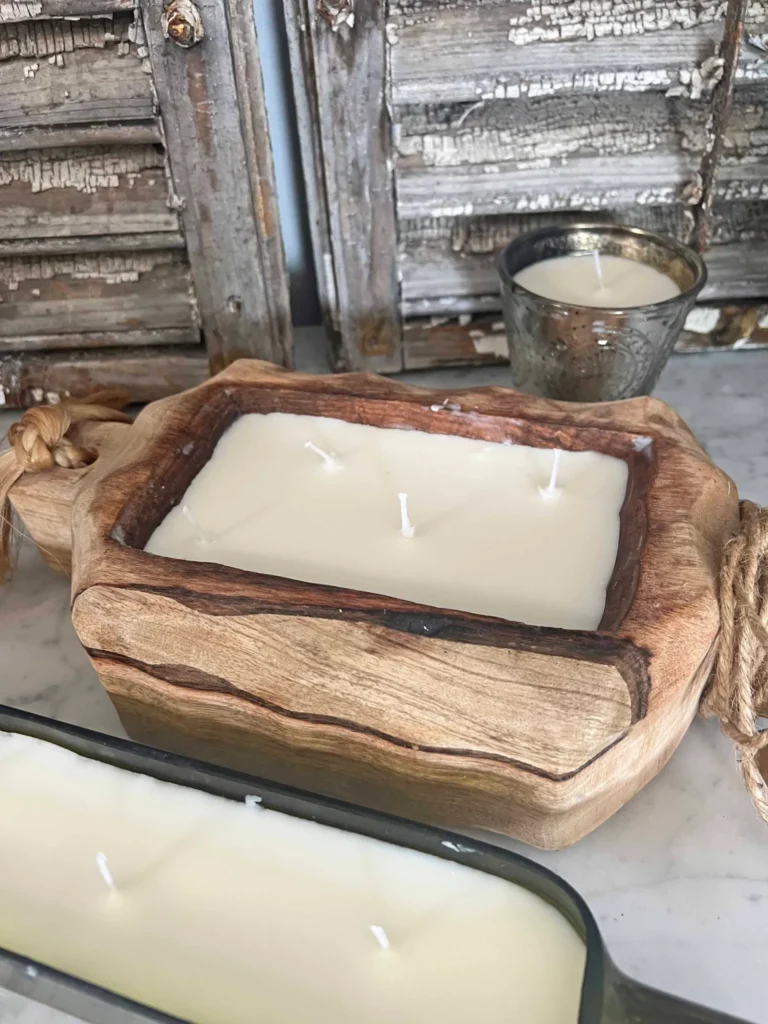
[2,347,768,1024]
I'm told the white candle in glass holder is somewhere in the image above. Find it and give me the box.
[513,252,680,308]
[145,412,629,631]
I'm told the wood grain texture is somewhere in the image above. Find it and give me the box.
[0,145,179,240]
[0,251,198,342]
[0,121,162,154]
[0,0,134,20]
[138,0,291,371]
[0,345,207,407]
[24,359,734,849]
[387,2,768,105]
[283,0,401,372]
[0,31,153,129]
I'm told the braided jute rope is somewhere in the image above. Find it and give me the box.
[0,391,132,579]
[701,500,768,825]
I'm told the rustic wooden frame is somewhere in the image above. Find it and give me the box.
[138,0,292,372]
[283,0,400,372]
[53,361,738,849]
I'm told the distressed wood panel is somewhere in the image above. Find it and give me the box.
[0,145,178,239]
[388,2,768,105]
[283,0,401,372]
[401,303,768,372]
[0,327,195,351]
[0,251,198,340]
[0,231,184,256]
[396,149,768,218]
[0,26,153,129]
[0,346,207,408]
[0,0,134,21]
[139,0,291,371]
[396,90,767,169]
[0,14,132,60]
[0,121,161,153]
[395,88,768,217]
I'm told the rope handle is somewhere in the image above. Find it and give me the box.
[701,500,768,824]
[1,391,132,579]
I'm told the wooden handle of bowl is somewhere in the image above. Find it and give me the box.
[8,420,131,576]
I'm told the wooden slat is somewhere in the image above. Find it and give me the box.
[0,0,134,22]
[396,90,765,171]
[0,15,129,59]
[0,36,153,129]
[0,145,179,239]
[283,0,401,372]
[0,121,162,153]
[0,327,196,351]
[0,251,198,340]
[396,149,768,219]
[138,0,292,371]
[0,346,208,408]
[282,0,341,352]
[395,87,768,218]
[0,231,185,256]
[401,304,768,372]
[388,2,768,105]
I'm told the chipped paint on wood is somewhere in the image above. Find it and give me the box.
[1,250,179,286]
[0,21,153,129]
[0,144,179,239]
[0,15,132,60]
[0,251,200,341]
[0,144,164,194]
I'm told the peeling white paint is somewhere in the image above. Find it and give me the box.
[684,307,721,334]
[0,145,163,196]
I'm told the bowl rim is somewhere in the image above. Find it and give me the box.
[497,222,708,315]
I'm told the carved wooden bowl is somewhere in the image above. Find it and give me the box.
[10,361,739,849]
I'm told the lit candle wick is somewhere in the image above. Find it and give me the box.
[370,924,390,950]
[397,492,415,539]
[304,440,339,470]
[539,449,563,501]
[181,504,212,546]
[593,249,604,288]
[95,852,116,892]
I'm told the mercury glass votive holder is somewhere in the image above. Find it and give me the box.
[498,224,707,402]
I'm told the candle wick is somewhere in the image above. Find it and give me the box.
[593,249,604,288]
[96,852,116,892]
[539,449,563,501]
[181,504,213,546]
[370,924,390,950]
[397,492,415,539]
[304,440,339,470]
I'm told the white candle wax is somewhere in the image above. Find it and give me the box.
[514,252,680,308]
[0,732,587,1024]
[145,413,628,631]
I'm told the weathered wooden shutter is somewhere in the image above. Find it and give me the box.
[1,0,290,408]
[288,0,768,372]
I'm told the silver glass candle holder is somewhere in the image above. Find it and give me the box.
[498,224,707,402]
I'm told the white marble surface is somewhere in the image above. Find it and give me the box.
[2,348,768,1023]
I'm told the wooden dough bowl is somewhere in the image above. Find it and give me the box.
[9,361,739,849]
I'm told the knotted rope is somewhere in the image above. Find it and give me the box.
[701,500,768,824]
[0,391,132,578]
